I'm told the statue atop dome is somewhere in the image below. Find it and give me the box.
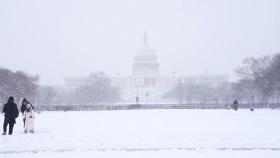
[144,30,148,44]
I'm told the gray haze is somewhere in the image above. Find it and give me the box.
[0,0,279,85]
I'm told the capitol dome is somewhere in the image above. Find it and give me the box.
[133,31,160,76]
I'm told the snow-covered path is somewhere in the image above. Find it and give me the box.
[1,109,280,157]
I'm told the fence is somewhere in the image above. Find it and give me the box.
[35,103,280,111]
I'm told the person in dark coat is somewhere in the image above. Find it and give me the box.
[250,103,254,111]
[232,100,239,111]
[2,96,19,135]
[21,98,34,126]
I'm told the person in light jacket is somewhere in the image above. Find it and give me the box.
[21,98,34,126]
[23,104,35,133]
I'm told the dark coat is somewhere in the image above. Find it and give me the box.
[232,100,239,110]
[2,101,19,123]
[233,100,239,105]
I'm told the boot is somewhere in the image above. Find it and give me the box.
[2,132,6,135]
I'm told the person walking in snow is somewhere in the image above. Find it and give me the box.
[23,104,35,133]
[232,100,239,111]
[2,96,19,135]
[21,98,34,127]
[250,103,254,111]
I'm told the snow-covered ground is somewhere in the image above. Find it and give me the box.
[1,109,280,158]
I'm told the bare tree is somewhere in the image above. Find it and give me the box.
[235,55,274,104]
[74,72,120,104]
[234,54,280,104]
[165,81,231,105]
[38,86,57,106]
[0,68,39,102]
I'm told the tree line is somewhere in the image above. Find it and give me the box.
[1,53,279,106]
[0,69,120,106]
[37,72,120,106]
[0,68,39,104]
[166,53,280,105]
[234,54,280,104]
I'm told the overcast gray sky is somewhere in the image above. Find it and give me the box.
[0,0,279,85]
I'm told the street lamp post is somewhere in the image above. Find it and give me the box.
[277,91,279,105]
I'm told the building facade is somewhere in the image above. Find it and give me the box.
[111,32,228,103]
[65,32,229,103]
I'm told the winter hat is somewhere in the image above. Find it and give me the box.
[23,98,28,104]
[8,96,14,103]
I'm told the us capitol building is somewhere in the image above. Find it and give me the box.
[65,32,228,103]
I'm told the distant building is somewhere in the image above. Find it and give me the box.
[133,31,160,76]
[64,31,229,103]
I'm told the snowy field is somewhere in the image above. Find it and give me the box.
[1,109,280,158]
